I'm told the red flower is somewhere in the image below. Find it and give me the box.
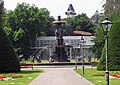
[0,75,6,79]
[111,73,120,78]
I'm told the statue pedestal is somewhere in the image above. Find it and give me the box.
[53,45,68,62]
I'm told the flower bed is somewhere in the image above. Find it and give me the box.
[8,73,23,78]
[0,75,12,81]
[0,75,6,79]
[92,72,120,79]
[111,72,120,79]
[0,73,23,81]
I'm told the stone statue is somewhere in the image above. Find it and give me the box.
[54,16,64,45]
[55,26,63,45]
[55,26,63,39]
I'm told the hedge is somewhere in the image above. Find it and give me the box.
[97,20,120,71]
[0,28,20,72]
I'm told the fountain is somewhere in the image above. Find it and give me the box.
[51,16,70,62]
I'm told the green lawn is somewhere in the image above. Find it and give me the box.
[20,58,98,64]
[0,69,43,85]
[75,68,120,85]
[20,58,49,64]
[70,58,98,63]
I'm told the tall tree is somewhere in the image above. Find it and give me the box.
[0,0,3,28]
[0,0,20,72]
[104,0,120,21]
[40,8,55,36]
[91,26,105,59]
[4,2,54,59]
[64,13,95,35]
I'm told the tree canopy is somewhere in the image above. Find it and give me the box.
[91,26,105,59]
[64,13,95,35]
[104,0,120,15]
[104,0,120,21]
[4,2,54,58]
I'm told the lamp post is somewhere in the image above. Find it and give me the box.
[101,17,113,85]
[75,49,77,69]
[73,30,92,74]
[74,43,78,69]
[81,36,85,75]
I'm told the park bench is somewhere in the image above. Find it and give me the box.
[20,64,34,69]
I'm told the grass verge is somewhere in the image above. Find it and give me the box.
[75,68,120,85]
[0,69,43,85]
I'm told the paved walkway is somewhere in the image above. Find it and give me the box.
[28,68,94,85]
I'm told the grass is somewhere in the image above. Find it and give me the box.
[75,68,120,85]
[71,58,98,63]
[20,58,50,64]
[20,58,99,64]
[41,60,49,63]
[0,69,43,85]
[20,58,34,64]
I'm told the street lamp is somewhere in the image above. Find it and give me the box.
[81,36,85,75]
[75,47,77,69]
[74,43,78,69]
[101,17,113,85]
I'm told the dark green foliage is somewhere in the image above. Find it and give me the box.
[0,0,4,28]
[64,13,95,35]
[97,20,120,71]
[104,0,117,15]
[106,8,120,22]
[0,1,20,72]
[104,0,120,21]
[91,26,105,59]
[0,28,20,72]
[4,3,54,58]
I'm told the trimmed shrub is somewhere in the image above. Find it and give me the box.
[0,28,20,72]
[97,20,120,71]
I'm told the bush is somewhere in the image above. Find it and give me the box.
[97,20,120,71]
[0,28,20,72]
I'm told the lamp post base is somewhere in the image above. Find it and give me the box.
[106,71,109,85]
[75,58,77,69]
[82,65,84,75]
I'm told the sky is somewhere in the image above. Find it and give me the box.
[3,0,104,18]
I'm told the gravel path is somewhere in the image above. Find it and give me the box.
[29,68,94,85]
